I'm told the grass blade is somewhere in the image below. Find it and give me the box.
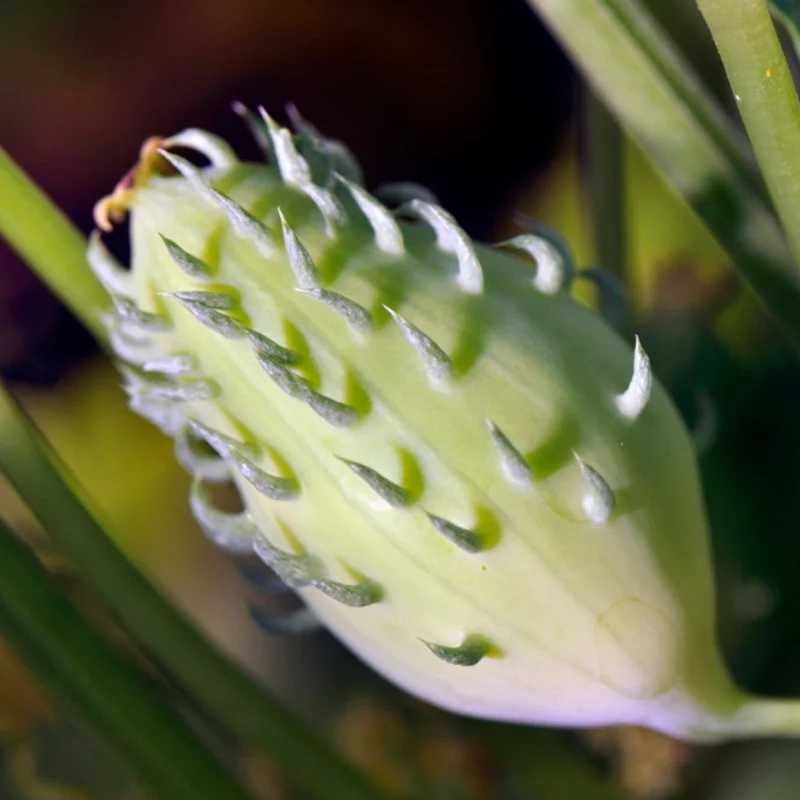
[699,1,800,276]
[0,146,108,339]
[525,0,800,346]
[0,515,255,800]
[0,380,385,800]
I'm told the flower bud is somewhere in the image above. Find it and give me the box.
[92,110,800,742]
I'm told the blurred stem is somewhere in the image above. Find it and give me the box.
[0,515,255,800]
[524,0,800,349]
[0,382,385,800]
[698,0,800,268]
[582,86,627,279]
[0,146,108,339]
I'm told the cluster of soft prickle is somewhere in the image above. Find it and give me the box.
[90,107,727,735]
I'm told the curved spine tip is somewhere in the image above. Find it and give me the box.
[209,189,276,256]
[383,305,450,385]
[306,391,363,428]
[175,425,230,482]
[258,107,312,185]
[160,235,214,280]
[425,512,487,553]
[338,458,415,508]
[254,351,313,400]
[257,109,345,232]
[336,174,405,256]
[296,288,373,335]
[486,420,532,486]
[253,530,322,589]
[615,336,652,421]
[497,234,567,295]
[246,329,303,366]
[163,128,239,171]
[421,633,493,667]
[111,295,171,332]
[278,209,321,289]
[171,290,238,310]
[189,479,257,554]
[173,294,244,339]
[157,149,214,202]
[402,200,483,294]
[187,419,258,459]
[573,452,615,524]
[230,448,300,501]
[308,575,384,607]
[302,184,347,235]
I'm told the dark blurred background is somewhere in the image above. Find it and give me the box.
[0,0,572,383]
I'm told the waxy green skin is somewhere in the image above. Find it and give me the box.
[95,121,751,742]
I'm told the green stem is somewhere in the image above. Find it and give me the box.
[0,382,384,800]
[582,85,628,279]
[0,146,109,339]
[717,696,800,738]
[0,515,254,800]
[524,0,800,348]
[698,0,800,268]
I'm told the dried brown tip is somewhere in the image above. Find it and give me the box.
[92,135,168,231]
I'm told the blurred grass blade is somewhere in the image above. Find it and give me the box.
[581,85,627,281]
[0,515,254,800]
[771,1,800,56]
[0,146,109,340]
[524,0,800,346]
[0,381,385,800]
[698,1,800,285]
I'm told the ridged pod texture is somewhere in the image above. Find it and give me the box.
[92,114,746,742]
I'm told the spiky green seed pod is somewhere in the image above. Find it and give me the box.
[91,110,800,743]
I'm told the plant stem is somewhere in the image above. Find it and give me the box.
[581,85,627,279]
[0,146,109,339]
[524,0,800,348]
[698,0,800,267]
[0,515,255,800]
[0,381,384,800]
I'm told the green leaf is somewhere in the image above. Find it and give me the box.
[0,515,254,800]
[697,0,800,332]
[0,381,385,800]
[0,146,109,340]
[524,0,800,347]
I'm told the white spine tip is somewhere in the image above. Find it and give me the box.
[163,129,239,171]
[615,336,652,421]
[573,453,615,524]
[383,305,450,385]
[278,209,321,289]
[158,149,214,203]
[336,173,405,256]
[497,234,566,294]
[258,107,312,185]
[403,200,483,294]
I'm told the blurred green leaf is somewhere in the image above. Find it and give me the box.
[524,0,800,347]
[0,380,386,800]
[0,515,254,800]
